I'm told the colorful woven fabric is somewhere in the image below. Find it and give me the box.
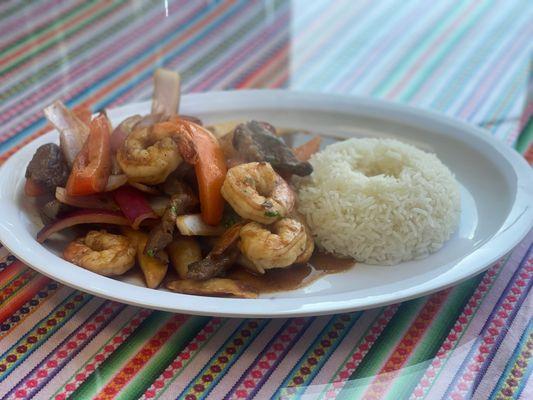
[0,1,531,399]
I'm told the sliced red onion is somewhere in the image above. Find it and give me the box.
[110,115,141,153]
[44,101,90,166]
[55,187,117,210]
[112,186,158,229]
[151,68,181,118]
[37,209,129,243]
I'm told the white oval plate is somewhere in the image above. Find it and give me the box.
[0,91,531,317]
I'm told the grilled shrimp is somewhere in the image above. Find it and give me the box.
[116,125,182,184]
[63,230,136,276]
[294,229,315,264]
[221,162,295,224]
[239,218,308,272]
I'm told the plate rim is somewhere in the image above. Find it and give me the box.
[0,90,531,317]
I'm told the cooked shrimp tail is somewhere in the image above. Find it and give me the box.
[239,218,309,273]
[63,230,136,276]
[221,162,295,224]
[116,125,182,184]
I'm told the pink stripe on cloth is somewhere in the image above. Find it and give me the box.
[220,318,312,400]
[253,317,332,400]
[421,233,532,399]
[301,307,385,398]
[472,288,532,399]
[0,0,70,43]
[0,296,105,397]
[208,319,288,400]
[5,301,125,399]
[144,318,241,399]
[36,305,142,399]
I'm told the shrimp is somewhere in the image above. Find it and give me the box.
[116,125,182,184]
[221,162,295,224]
[239,218,308,272]
[63,230,136,276]
[294,230,315,264]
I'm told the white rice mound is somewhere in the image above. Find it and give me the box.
[296,138,461,265]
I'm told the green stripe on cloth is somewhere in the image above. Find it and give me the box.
[516,117,532,153]
[0,1,35,22]
[116,316,209,400]
[291,0,393,89]
[0,0,157,102]
[68,311,169,399]
[336,298,427,399]
[371,0,474,96]
[429,1,527,111]
[0,267,27,291]
[179,0,285,85]
[419,254,512,399]
[0,0,126,76]
[484,57,531,133]
[150,319,230,399]
[275,313,362,399]
[49,307,150,399]
[177,319,269,399]
[489,320,533,399]
[316,308,392,399]
[384,276,482,400]
[0,291,92,380]
[397,1,499,101]
[0,0,97,57]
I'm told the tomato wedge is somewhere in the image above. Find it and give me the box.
[171,118,227,226]
[66,113,112,196]
[72,105,93,126]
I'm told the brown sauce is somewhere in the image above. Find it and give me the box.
[226,252,355,294]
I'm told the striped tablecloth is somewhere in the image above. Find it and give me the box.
[0,1,532,399]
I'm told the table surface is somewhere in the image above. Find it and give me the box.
[0,1,532,399]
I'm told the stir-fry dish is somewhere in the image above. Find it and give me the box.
[27,69,325,298]
[27,69,461,298]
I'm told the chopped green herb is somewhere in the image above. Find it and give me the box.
[223,216,239,228]
[222,211,241,228]
[146,249,155,257]
[264,210,279,217]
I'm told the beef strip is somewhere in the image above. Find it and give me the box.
[25,143,70,192]
[187,247,240,281]
[39,199,72,224]
[232,120,313,176]
[145,181,198,258]
[186,222,244,280]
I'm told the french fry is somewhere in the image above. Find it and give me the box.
[167,238,202,279]
[121,227,168,288]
